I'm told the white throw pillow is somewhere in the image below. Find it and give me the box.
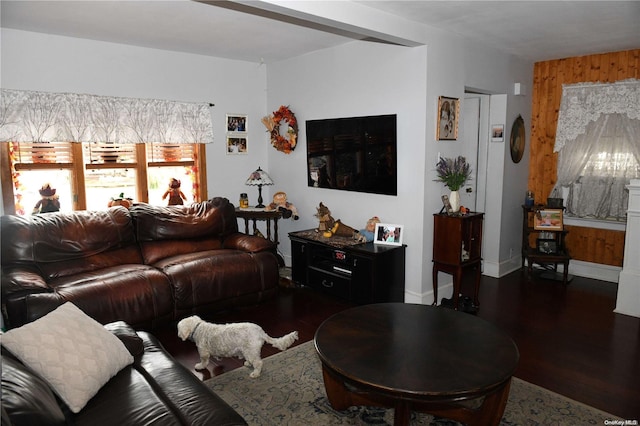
[1,302,134,413]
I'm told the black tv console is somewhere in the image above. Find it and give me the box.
[289,230,406,304]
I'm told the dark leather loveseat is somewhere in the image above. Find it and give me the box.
[1,197,280,330]
[1,321,247,426]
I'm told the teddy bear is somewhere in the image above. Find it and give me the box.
[314,202,363,240]
[162,178,187,206]
[314,202,335,234]
[266,191,299,220]
[32,183,60,214]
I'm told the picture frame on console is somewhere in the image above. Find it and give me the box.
[436,96,459,140]
[533,209,563,231]
[374,223,404,246]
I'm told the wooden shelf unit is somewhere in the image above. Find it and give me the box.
[521,205,571,284]
[432,212,484,311]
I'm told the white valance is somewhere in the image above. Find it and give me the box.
[554,78,640,152]
[0,89,213,144]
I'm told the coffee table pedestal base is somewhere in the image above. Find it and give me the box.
[321,363,511,426]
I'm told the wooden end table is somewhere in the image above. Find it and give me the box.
[235,207,282,244]
[314,303,519,426]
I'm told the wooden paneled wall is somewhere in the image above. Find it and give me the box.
[530,49,640,267]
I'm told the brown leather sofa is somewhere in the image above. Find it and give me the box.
[1,197,279,330]
[1,321,247,426]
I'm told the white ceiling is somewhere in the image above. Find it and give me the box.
[1,1,639,64]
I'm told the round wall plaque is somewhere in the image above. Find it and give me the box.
[510,115,525,163]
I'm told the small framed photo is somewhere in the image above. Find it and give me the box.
[491,124,504,142]
[226,136,247,155]
[533,209,563,231]
[226,114,247,132]
[437,96,459,140]
[374,223,404,246]
[537,239,558,254]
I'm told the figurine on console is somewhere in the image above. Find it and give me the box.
[358,216,381,242]
[266,191,299,220]
[314,202,364,241]
[315,202,335,234]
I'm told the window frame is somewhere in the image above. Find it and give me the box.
[0,142,208,214]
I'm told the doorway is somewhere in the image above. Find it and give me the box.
[462,92,489,214]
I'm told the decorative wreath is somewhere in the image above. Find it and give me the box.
[261,105,298,154]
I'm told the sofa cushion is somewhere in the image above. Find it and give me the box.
[159,249,279,316]
[131,198,239,264]
[131,198,238,242]
[1,303,134,413]
[1,207,142,280]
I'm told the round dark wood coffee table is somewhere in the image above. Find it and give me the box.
[314,303,519,426]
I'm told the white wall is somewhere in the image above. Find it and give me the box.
[0,28,268,203]
[1,27,533,303]
[266,32,533,302]
[265,41,429,301]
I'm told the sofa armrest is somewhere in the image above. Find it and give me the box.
[223,232,276,253]
[2,268,52,329]
[103,321,144,357]
[1,267,50,296]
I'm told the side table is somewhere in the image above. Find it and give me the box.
[235,207,282,245]
[432,213,484,311]
[235,207,283,266]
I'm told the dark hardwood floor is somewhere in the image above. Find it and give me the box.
[154,269,640,420]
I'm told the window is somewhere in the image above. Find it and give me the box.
[2,141,206,215]
[558,114,640,221]
[0,89,213,215]
[552,79,640,222]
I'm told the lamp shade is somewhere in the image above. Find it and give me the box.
[245,167,273,186]
[245,167,273,208]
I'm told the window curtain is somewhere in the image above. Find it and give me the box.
[0,89,213,144]
[551,79,640,220]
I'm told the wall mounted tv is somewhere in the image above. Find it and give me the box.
[306,114,397,196]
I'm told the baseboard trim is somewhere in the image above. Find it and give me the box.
[566,260,620,283]
[409,259,621,303]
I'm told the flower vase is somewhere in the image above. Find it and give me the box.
[449,190,460,213]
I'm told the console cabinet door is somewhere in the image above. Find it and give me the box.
[350,255,373,305]
[291,239,308,285]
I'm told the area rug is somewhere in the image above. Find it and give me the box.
[206,341,620,425]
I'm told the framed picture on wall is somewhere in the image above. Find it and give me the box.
[437,96,459,140]
[491,124,504,142]
[226,114,247,132]
[374,223,404,246]
[226,136,247,155]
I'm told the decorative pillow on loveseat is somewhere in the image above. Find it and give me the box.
[1,302,134,413]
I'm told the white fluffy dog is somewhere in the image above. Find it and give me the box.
[177,315,298,378]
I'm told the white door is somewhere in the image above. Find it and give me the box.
[462,94,489,214]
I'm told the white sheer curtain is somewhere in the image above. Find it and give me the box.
[552,79,640,221]
[0,89,213,144]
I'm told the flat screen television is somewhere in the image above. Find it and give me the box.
[305,114,397,196]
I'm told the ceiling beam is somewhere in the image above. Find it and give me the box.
[206,0,426,47]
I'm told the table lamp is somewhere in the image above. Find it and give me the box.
[245,166,273,208]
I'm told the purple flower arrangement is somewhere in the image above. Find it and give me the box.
[434,156,471,191]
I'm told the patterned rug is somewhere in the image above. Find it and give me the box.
[206,341,620,425]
